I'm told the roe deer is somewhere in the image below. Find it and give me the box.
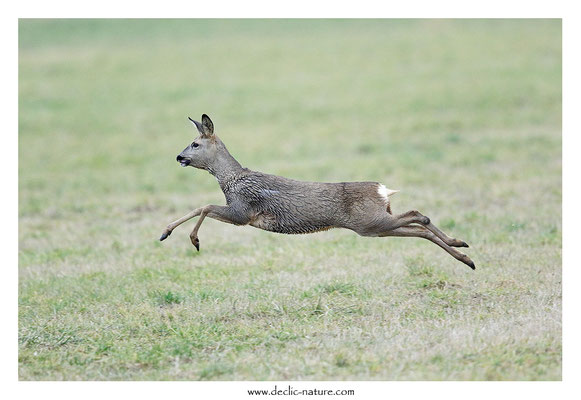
[160,114,475,269]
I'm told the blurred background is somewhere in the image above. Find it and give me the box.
[19,19,561,380]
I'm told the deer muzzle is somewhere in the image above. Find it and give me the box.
[176,154,191,167]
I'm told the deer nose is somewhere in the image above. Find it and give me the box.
[176,155,184,162]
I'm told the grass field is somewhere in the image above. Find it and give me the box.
[18,19,562,380]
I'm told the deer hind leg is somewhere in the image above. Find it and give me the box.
[379,225,475,270]
[390,209,431,228]
[388,209,469,248]
[423,221,470,248]
[350,209,428,236]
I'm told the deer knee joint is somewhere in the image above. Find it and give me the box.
[410,210,429,225]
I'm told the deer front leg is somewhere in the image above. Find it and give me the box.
[159,206,205,241]
[189,204,251,251]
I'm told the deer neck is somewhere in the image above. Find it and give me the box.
[206,146,244,187]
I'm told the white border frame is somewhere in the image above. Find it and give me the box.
[4,1,577,399]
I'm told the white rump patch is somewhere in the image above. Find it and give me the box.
[377,184,399,203]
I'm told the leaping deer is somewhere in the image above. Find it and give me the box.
[160,114,475,270]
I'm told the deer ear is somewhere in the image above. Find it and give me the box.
[188,117,204,135]
[201,114,214,136]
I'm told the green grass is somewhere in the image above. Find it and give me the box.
[18,19,561,380]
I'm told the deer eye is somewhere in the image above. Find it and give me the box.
[192,142,199,148]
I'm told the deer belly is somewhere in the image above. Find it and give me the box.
[249,212,278,231]
[249,211,333,234]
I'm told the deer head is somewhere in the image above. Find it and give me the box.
[176,114,219,170]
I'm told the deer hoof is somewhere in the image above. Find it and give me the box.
[421,216,430,225]
[159,230,172,241]
[191,236,200,251]
[464,258,475,270]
